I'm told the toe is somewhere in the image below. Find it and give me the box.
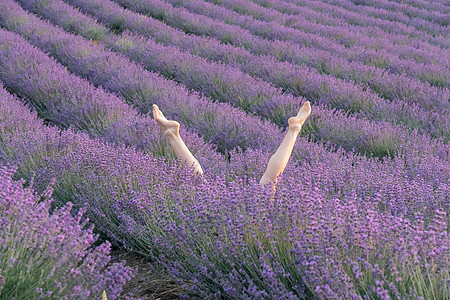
[152,108,159,119]
[298,102,311,115]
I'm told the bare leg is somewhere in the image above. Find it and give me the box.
[152,104,203,176]
[260,101,311,191]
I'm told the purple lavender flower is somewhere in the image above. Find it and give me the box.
[0,166,133,299]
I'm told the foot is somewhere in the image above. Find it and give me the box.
[288,101,311,132]
[152,104,180,137]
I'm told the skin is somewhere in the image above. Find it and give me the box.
[152,104,203,176]
[153,102,312,191]
[259,101,311,192]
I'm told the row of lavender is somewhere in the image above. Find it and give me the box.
[157,0,448,83]
[111,0,449,90]
[322,0,449,27]
[253,0,448,48]
[205,0,446,60]
[10,0,449,161]
[284,0,449,37]
[172,0,447,62]
[164,0,450,89]
[0,87,134,299]
[0,48,448,298]
[58,0,450,142]
[224,0,448,49]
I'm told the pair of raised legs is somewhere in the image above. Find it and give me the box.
[153,102,311,191]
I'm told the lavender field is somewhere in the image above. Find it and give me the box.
[0,0,448,298]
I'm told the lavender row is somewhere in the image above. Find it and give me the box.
[387,0,450,12]
[0,86,133,299]
[0,167,133,299]
[66,0,450,141]
[340,0,449,26]
[185,0,449,88]
[0,27,228,174]
[1,83,448,299]
[288,0,449,36]
[21,0,450,161]
[212,0,448,75]
[76,162,449,299]
[245,0,446,51]
[192,0,448,70]
[301,0,448,36]
[258,0,448,48]
[117,0,448,86]
[111,0,450,104]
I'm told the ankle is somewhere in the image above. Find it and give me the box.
[164,128,180,138]
[288,124,302,134]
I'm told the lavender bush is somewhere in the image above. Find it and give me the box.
[136,177,449,299]
[0,166,133,299]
